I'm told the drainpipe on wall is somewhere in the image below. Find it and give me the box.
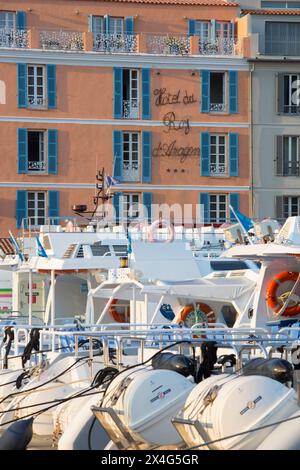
[249,61,255,218]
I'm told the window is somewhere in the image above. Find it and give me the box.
[109,17,123,34]
[195,21,211,41]
[216,22,231,41]
[123,194,140,221]
[92,16,104,35]
[27,192,46,226]
[277,136,300,176]
[27,131,45,172]
[209,194,227,223]
[262,2,300,8]
[210,72,226,112]
[27,65,45,108]
[210,135,227,176]
[123,133,140,181]
[0,11,16,30]
[281,74,300,114]
[122,69,139,118]
[283,196,300,218]
[266,22,300,56]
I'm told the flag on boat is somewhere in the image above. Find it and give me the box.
[36,236,48,258]
[8,230,24,262]
[105,175,121,188]
[229,206,254,232]
[127,232,133,255]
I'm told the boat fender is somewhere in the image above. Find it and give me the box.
[195,342,218,383]
[3,327,14,369]
[151,352,195,378]
[0,418,33,450]
[242,357,293,384]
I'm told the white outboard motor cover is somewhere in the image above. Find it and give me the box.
[181,374,298,450]
[103,367,194,446]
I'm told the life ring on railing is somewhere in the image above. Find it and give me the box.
[108,299,128,323]
[266,271,300,317]
[178,303,216,327]
[147,220,175,243]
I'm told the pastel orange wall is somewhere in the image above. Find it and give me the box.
[0,1,239,34]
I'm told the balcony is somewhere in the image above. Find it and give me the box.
[122,99,139,119]
[40,31,83,51]
[93,33,137,53]
[0,27,244,57]
[28,161,46,172]
[0,28,28,48]
[146,34,190,55]
[28,96,46,109]
[122,163,140,182]
[210,163,227,176]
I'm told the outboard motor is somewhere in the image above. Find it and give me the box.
[242,358,293,384]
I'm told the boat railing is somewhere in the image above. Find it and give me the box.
[2,323,300,370]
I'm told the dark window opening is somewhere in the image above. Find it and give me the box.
[28,131,45,172]
[210,73,225,112]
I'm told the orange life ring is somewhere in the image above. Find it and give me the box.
[266,271,300,317]
[108,299,128,323]
[178,303,216,326]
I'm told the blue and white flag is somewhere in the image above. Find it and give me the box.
[9,231,24,262]
[36,236,48,258]
[105,175,121,188]
[127,232,133,255]
[229,206,254,232]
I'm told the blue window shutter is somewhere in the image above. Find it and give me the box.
[113,130,123,179]
[125,17,134,34]
[16,11,26,30]
[229,133,239,177]
[201,70,210,113]
[88,15,93,32]
[113,192,122,223]
[142,131,152,183]
[188,19,195,36]
[47,64,56,109]
[230,193,239,222]
[16,190,27,229]
[104,15,110,34]
[200,193,209,224]
[201,132,210,176]
[113,68,123,119]
[143,192,152,224]
[18,128,28,174]
[48,191,59,225]
[142,68,151,120]
[229,71,238,114]
[48,129,58,175]
[17,63,27,109]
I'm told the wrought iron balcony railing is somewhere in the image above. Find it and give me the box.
[210,103,226,112]
[0,28,28,48]
[122,99,139,119]
[210,163,227,176]
[40,31,84,51]
[93,33,137,53]
[146,34,190,55]
[122,163,140,182]
[28,161,46,172]
[198,38,239,56]
[28,96,46,108]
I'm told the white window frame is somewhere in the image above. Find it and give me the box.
[195,21,211,41]
[27,130,46,173]
[209,194,228,223]
[0,11,16,30]
[92,16,104,35]
[123,69,139,118]
[27,191,47,227]
[283,196,300,218]
[27,65,46,109]
[210,71,226,113]
[284,73,300,113]
[122,132,140,182]
[216,21,231,41]
[122,193,140,221]
[109,17,123,34]
[283,136,300,176]
[210,134,227,176]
